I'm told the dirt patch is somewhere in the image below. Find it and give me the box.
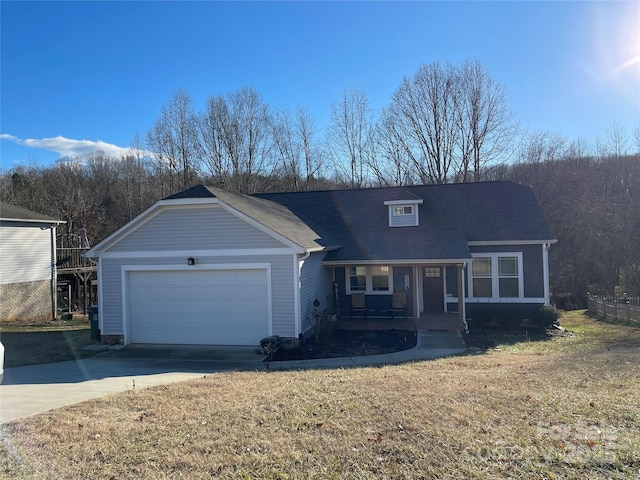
[270,329,417,361]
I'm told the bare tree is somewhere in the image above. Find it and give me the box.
[197,95,233,185]
[327,87,375,187]
[230,87,273,193]
[456,59,516,181]
[519,131,568,164]
[121,133,152,221]
[296,106,325,189]
[146,89,199,194]
[603,120,629,158]
[373,113,412,186]
[382,62,458,184]
[271,107,303,189]
[380,60,517,184]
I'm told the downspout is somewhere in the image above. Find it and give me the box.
[543,242,551,304]
[295,251,311,339]
[85,256,100,333]
[43,225,58,320]
[457,263,468,333]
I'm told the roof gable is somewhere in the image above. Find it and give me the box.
[87,185,324,256]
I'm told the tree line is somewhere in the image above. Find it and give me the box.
[1,59,638,303]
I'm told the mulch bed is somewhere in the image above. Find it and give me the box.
[270,329,417,361]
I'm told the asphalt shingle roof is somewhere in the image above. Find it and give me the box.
[167,182,556,262]
[0,203,63,223]
[165,185,323,250]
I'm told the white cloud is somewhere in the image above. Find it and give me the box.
[0,133,141,159]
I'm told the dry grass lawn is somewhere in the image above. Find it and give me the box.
[1,311,639,479]
[0,318,96,367]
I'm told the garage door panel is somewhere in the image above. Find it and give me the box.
[128,269,269,345]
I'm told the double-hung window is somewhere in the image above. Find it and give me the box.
[472,257,493,297]
[471,254,522,299]
[348,266,392,294]
[498,257,519,297]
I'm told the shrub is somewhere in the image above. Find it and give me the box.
[532,304,559,328]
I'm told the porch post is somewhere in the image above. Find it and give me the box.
[457,264,466,332]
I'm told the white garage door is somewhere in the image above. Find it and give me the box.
[128,269,269,345]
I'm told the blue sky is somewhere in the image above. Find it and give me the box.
[1,1,639,168]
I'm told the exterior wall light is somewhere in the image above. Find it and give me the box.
[187,257,196,266]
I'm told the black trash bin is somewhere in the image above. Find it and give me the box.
[88,306,100,341]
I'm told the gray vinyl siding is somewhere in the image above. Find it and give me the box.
[469,244,544,299]
[0,223,52,284]
[109,205,285,252]
[299,251,331,334]
[99,253,296,338]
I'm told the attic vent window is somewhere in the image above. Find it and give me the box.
[393,205,413,216]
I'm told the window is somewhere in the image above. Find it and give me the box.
[470,254,522,299]
[349,266,367,292]
[498,256,519,298]
[472,257,493,297]
[371,266,390,291]
[424,267,441,278]
[347,266,392,294]
[393,205,413,216]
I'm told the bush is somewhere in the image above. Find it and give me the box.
[532,304,559,328]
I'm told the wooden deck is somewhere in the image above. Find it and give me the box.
[334,313,461,332]
[56,248,96,273]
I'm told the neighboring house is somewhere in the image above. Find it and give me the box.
[0,203,65,321]
[85,181,556,346]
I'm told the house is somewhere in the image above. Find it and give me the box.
[0,203,65,321]
[84,181,556,346]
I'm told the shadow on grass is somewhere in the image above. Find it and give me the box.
[463,325,552,350]
[2,329,99,368]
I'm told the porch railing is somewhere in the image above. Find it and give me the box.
[588,294,640,323]
[56,248,95,270]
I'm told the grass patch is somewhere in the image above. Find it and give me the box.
[0,318,98,367]
[1,310,639,479]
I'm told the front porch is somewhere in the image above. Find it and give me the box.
[335,313,462,333]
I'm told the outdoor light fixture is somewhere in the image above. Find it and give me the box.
[187,257,196,266]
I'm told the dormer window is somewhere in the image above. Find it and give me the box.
[385,199,423,227]
[393,205,414,216]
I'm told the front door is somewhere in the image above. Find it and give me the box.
[423,266,444,313]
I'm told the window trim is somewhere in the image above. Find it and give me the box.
[469,253,524,300]
[346,265,393,295]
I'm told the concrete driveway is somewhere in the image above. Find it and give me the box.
[0,331,466,424]
[0,345,265,423]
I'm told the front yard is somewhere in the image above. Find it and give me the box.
[1,310,639,479]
